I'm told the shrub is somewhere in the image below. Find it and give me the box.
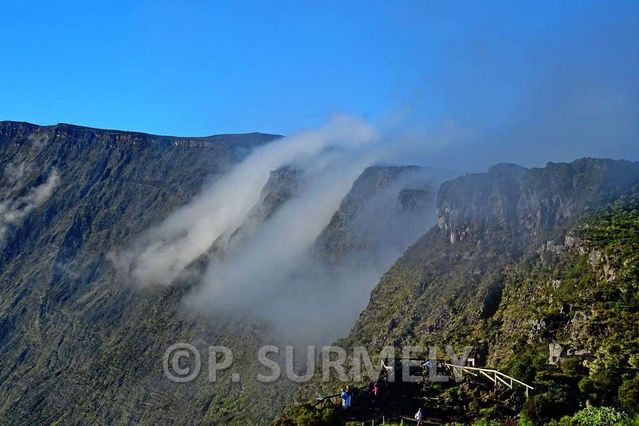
[578,376,595,395]
[571,406,628,426]
[518,412,535,426]
[546,416,577,426]
[618,375,639,414]
[522,386,578,424]
[560,358,584,376]
[510,347,545,384]
[585,370,621,404]
[478,406,498,419]
[616,414,639,426]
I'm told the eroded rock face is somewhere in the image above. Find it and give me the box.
[437,159,639,248]
[437,163,528,245]
[289,158,639,422]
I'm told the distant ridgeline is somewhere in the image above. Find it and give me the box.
[282,158,639,425]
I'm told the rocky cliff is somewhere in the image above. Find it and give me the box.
[345,158,639,352]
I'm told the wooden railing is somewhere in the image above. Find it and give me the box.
[381,359,534,397]
[443,363,534,397]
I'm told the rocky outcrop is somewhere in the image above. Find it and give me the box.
[0,122,443,425]
[289,158,639,423]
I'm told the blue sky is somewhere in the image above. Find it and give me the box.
[0,1,637,168]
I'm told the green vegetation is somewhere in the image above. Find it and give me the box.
[531,406,632,426]
[291,160,639,425]
[3,125,638,426]
[570,406,628,426]
[515,204,639,424]
[618,375,639,414]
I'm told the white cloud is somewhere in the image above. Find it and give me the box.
[114,115,377,288]
[0,168,59,246]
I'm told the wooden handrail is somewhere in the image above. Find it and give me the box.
[444,363,534,397]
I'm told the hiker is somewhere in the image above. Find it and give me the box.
[372,382,379,401]
[415,407,423,425]
[341,386,348,409]
[345,385,352,409]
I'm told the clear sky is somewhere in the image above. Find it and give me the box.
[0,1,637,168]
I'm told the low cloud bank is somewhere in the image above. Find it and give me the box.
[114,115,377,288]
[114,116,439,343]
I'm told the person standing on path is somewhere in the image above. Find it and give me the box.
[341,387,348,409]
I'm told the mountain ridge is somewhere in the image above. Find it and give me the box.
[0,120,283,148]
[346,157,639,350]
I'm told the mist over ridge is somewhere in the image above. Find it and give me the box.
[112,115,445,344]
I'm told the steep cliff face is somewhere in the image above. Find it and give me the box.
[437,159,639,247]
[0,121,289,424]
[5,120,637,424]
[209,167,304,256]
[286,193,639,424]
[346,158,639,352]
